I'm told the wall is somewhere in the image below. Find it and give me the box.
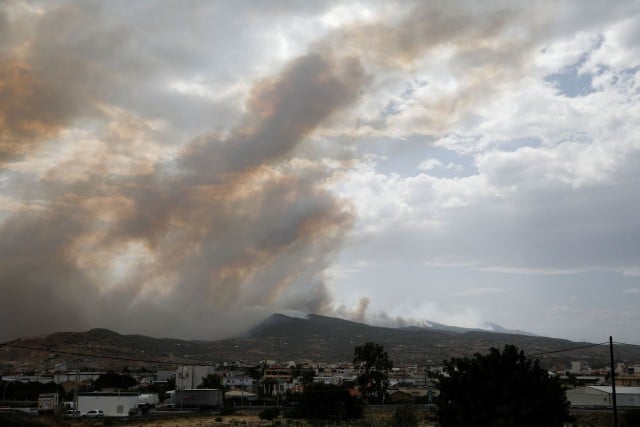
[78,393,139,417]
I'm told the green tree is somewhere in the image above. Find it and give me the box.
[198,373,222,389]
[94,371,137,390]
[1,380,64,401]
[292,383,363,420]
[301,368,315,386]
[353,342,393,403]
[393,404,419,427]
[436,345,569,427]
[146,376,175,399]
[247,364,264,380]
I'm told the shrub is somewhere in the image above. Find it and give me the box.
[393,404,418,427]
[292,383,363,420]
[622,409,640,427]
[259,406,280,421]
[221,399,236,415]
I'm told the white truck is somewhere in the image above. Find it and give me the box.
[137,393,159,408]
[164,389,222,410]
[137,393,159,413]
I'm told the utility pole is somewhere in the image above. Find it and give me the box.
[609,336,618,427]
[74,359,79,416]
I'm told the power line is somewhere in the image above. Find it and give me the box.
[613,341,640,348]
[526,342,609,358]
[527,340,640,359]
[2,340,638,367]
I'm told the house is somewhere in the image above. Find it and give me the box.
[175,365,216,389]
[77,392,139,417]
[567,386,640,407]
[617,377,640,387]
[222,376,255,388]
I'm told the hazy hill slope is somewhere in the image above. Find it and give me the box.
[1,314,634,371]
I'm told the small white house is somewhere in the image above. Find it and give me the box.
[567,386,640,407]
[78,392,139,417]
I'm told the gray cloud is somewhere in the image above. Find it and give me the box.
[2,0,638,344]
[0,1,368,340]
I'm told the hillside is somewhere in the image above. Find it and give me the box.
[1,314,636,372]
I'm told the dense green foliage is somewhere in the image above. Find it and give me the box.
[292,383,363,420]
[198,373,222,389]
[437,345,569,427]
[353,342,393,403]
[144,376,175,399]
[393,404,419,427]
[259,406,280,421]
[1,381,65,401]
[93,371,137,390]
[622,408,640,427]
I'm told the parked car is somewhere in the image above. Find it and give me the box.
[85,409,104,418]
[64,409,81,417]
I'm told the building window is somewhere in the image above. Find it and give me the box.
[117,405,123,413]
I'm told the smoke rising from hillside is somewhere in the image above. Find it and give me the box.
[0,0,606,341]
[0,1,514,340]
[0,1,368,339]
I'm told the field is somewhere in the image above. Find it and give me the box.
[0,409,437,427]
[0,408,629,426]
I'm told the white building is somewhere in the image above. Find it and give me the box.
[156,370,176,382]
[314,375,339,385]
[175,365,217,389]
[570,361,591,374]
[53,372,104,384]
[77,392,139,417]
[567,386,640,407]
[223,376,255,388]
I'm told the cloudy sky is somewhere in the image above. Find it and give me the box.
[1,0,639,343]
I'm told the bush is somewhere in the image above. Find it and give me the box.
[292,383,363,420]
[622,409,640,427]
[259,406,280,421]
[393,404,418,427]
[221,399,236,415]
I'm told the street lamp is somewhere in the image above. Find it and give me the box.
[2,380,10,404]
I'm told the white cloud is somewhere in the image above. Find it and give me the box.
[451,287,507,297]
[417,158,442,171]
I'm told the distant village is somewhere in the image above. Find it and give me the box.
[2,355,640,418]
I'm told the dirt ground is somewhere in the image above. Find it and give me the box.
[125,414,290,427]
[86,412,435,427]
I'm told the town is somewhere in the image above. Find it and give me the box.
[2,344,640,426]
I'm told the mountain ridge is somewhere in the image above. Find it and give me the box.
[0,313,630,372]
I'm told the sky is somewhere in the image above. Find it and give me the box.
[1,0,639,344]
